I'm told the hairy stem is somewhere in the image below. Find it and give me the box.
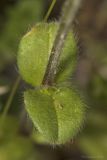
[42,0,82,85]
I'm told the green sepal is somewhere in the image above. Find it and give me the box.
[18,22,77,86]
[24,87,85,144]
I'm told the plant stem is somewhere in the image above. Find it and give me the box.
[1,76,21,124]
[44,0,56,22]
[42,0,82,85]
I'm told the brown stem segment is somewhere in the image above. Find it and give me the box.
[42,0,82,86]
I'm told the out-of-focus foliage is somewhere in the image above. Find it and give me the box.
[0,0,44,70]
[0,116,19,139]
[0,116,34,160]
[78,112,107,160]
[0,137,34,160]
[77,41,107,160]
[74,1,107,157]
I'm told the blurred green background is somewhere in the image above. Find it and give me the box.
[0,0,107,159]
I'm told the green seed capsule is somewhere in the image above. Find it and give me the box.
[17,22,77,86]
[24,87,85,144]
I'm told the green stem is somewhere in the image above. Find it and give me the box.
[44,0,56,22]
[1,76,21,124]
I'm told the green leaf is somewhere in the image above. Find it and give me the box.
[18,22,77,86]
[24,87,85,144]
[24,88,58,143]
